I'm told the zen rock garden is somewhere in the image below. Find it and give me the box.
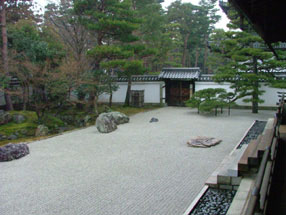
[96,112,129,133]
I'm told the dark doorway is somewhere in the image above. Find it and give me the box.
[165,80,194,106]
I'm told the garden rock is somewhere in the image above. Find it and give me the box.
[20,129,28,135]
[8,134,18,140]
[96,113,117,133]
[0,110,12,125]
[150,117,159,123]
[35,125,49,137]
[187,136,222,148]
[58,127,68,133]
[109,112,129,125]
[0,134,7,141]
[13,114,26,124]
[0,143,29,162]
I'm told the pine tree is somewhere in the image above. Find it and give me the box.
[210,29,286,113]
[74,0,141,111]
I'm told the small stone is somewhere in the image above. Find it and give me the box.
[149,117,159,123]
[20,129,28,135]
[84,115,91,125]
[35,125,49,137]
[0,110,12,125]
[8,134,17,140]
[13,114,26,124]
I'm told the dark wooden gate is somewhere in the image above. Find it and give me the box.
[165,80,193,106]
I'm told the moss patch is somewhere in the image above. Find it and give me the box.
[109,105,161,116]
[0,111,38,137]
[40,114,65,133]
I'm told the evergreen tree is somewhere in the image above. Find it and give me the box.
[74,0,141,111]
[166,0,220,68]
[210,29,286,113]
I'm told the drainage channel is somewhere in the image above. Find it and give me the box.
[184,120,267,215]
[236,120,267,149]
[189,188,236,215]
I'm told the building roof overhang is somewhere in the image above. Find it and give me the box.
[228,0,286,59]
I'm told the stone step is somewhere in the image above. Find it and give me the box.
[238,140,256,172]
[248,135,262,167]
[238,137,261,173]
[206,144,247,189]
[257,126,275,157]
[238,119,275,175]
[206,120,263,189]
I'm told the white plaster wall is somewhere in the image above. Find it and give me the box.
[98,81,165,104]
[195,81,283,107]
[195,81,232,92]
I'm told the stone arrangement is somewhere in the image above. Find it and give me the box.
[190,188,236,215]
[0,143,30,162]
[187,136,222,148]
[96,112,129,133]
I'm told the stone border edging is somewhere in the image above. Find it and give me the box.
[182,185,209,215]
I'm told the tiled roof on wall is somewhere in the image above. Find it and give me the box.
[158,67,200,80]
[113,75,161,82]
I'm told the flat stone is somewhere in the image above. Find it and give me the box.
[187,136,222,148]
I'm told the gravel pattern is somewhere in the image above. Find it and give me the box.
[190,188,236,215]
[0,108,274,215]
[237,120,267,149]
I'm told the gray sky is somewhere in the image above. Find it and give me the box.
[36,0,229,29]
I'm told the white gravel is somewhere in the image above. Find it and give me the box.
[0,107,275,215]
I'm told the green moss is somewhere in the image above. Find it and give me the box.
[109,105,161,116]
[0,111,38,137]
[40,114,65,132]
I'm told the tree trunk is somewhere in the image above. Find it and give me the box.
[124,77,132,106]
[108,70,113,108]
[182,33,190,67]
[109,91,113,108]
[87,89,95,113]
[203,35,208,73]
[252,56,259,113]
[1,2,13,111]
[22,85,28,111]
[195,47,199,67]
[94,94,98,115]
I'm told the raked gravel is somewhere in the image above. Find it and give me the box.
[0,107,275,215]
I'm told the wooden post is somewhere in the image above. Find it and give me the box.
[160,83,163,105]
[180,81,182,105]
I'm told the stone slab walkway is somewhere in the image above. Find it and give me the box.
[0,107,275,215]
